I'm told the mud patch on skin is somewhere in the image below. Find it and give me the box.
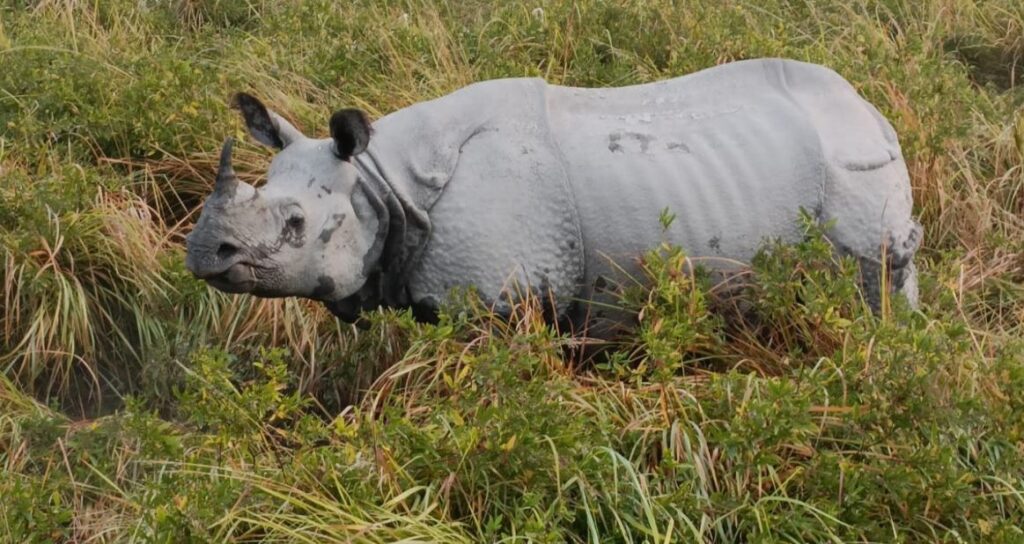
[666,141,690,152]
[708,236,721,252]
[312,275,335,298]
[608,134,623,153]
[318,213,346,243]
[608,132,656,153]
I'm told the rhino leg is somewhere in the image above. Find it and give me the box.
[894,260,919,309]
[821,155,921,311]
[852,241,920,312]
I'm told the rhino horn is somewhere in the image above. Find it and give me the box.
[214,137,239,198]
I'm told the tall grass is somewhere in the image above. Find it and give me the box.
[1,0,1023,540]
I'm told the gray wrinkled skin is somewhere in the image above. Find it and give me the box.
[186,58,922,334]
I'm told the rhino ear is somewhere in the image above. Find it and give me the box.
[329,108,372,161]
[232,92,304,149]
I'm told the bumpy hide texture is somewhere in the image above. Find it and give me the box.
[193,59,920,334]
[360,78,584,320]
[354,59,918,329]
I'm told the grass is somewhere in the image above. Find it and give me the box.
[1,0,1023,541]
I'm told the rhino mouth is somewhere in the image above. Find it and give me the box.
[201,262,257,294]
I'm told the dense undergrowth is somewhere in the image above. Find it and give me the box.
[2,0,1023,541]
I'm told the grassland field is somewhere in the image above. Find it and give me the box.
[1,0,1024,541]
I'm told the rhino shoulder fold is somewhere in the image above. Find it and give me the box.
[403,80,584,319]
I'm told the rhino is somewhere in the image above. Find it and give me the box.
[185,58,922,334]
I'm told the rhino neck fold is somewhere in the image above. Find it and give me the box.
[324,91,494,320]
[331,147,433,316]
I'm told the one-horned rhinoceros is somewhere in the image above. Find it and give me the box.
[185,58,922,334]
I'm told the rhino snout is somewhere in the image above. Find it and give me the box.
[185,238,244,279]
[203,263,257,294]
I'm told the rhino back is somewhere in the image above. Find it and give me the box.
[545,59,850,292]
[367,60,900,326]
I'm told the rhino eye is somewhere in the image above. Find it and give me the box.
[286,215,305,230]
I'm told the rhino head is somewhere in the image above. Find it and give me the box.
[185,94,380,305]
